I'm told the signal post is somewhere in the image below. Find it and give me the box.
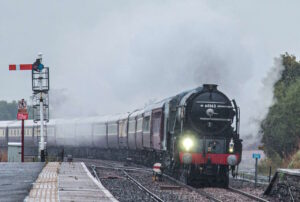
[17,99,28,162]
[9,53,50,162]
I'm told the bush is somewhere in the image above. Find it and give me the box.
[258,154,282,175]
[288,150,300,168]
[261,53,300,159]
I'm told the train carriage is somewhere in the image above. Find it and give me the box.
[134,111,144,150]
[46,120,57,146]
[142,111,151,149]
[0,121,10,161]
[92,116,108,149]
[107,118,119,149]
[74,118,93,148]
[118,116,128,149]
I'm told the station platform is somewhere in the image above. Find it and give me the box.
[0,162,44,202]
[25,162,118,202]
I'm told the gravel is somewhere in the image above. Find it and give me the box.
[229,177,271,200]
[126,169,209,202]
[96,168,157,202]
[202,187,258,202]
[84,159,209,202]
[82,159,272,202]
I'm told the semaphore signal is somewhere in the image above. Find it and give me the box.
[9,64,33,71]
[9,53,50,162]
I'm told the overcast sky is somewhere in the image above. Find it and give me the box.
[1,1,300,140]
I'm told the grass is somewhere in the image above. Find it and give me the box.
[258,150,300,174]
[288,150,300,168]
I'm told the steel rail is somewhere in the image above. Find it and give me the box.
[91,163,164,202]
[94,165,153,172]
[228,187,269,202]
[93,162,222,202]
[161,173,222,202]
[122,170,164,202]
[89,160,269,202]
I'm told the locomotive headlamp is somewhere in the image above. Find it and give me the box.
[229,139,234,153]
[182,137,194,151]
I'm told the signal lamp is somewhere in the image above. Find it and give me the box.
[229,138,234,153]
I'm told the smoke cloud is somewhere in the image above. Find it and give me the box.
[47,1,276,147]
[51,1,254,114]
[0,1,292,147]
[241,58,284,148]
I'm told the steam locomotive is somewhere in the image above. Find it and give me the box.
[0,84,242,187]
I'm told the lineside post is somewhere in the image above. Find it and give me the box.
[252,153,261,188]
[255,158,258,188]
[21,119,24,162]
[17,99,28,163]
[32,53,49,162]
[40,93,45,162]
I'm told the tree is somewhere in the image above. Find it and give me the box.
[261,53,300,159]
[0,100,33,120]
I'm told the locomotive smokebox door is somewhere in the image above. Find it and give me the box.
[186,83,234,134]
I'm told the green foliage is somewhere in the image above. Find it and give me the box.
[258,157,281,175]
[0,100,33,120]
[288,151,300,168]
[261,53,300,159]
[0,100,18,120]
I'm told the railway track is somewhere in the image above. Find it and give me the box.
[81,158,269,202]
[228,187,269,202]
[122,170,164,202]
[91,164,164,202]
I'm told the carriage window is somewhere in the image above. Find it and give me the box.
[94,124,106,136]
[136,118,143,132]
[143,116,150,133]
[152,112,162,137]
[119,120,127,137]
[128,120,136,133]
[108,123,117,135]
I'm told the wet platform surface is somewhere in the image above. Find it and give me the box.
[0,163,44,202]
[59,162,117,202]
[26,162,117,202]
[26,162,59,201]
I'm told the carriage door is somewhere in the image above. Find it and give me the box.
[151,109,163,150]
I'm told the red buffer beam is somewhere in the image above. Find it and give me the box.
[9,64,32,71]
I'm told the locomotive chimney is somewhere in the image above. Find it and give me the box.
[203,84,218,91]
